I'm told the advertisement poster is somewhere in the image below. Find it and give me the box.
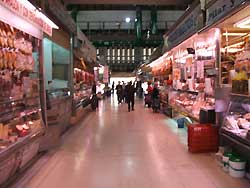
[103,66,109,83]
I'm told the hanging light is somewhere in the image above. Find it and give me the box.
[125,17,131,23]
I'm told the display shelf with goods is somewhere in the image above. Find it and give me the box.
[0,21,43,156]
[43,31,74,136]
[73,68,93,110]
[202,0,250,159]
[148,53,173,115]
[0,0,58,184]
[221,96,250,158]
[168,29,217,123]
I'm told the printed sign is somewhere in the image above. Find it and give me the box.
[103,66,109,83]
[0,0,53,36]
[206,0,245,26]
[167,5,202,49]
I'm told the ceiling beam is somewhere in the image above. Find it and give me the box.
[64,0,187,5]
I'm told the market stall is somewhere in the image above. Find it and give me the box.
[0,0,57,185]
[43,31,72,135]
[73,66,94,110]
[169,29,217,123]
[202,0,250,157]
[148,53,173,115]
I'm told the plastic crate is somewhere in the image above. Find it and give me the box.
[177,118,185,128]
[188,124,219,153]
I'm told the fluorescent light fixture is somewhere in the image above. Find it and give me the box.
[225,41,245,49]
[222,33,247,36]
[221,48,243,53]
[125,17,131,23]
[19,0,59,29]
[19,0,36,11]
[235,16,250,28]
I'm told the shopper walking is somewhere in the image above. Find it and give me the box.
[111,81,115,94]
[116,81,123,104]
[122,81,126,102]
[151,83,160,112]
[126,81,135,112]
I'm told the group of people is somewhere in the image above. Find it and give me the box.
[114,81,136,112]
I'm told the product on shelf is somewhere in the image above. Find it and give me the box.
[0,20,42,152]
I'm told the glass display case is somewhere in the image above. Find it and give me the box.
[169,90,215,121]
[0,20,43,152]
[221,94,250,157]
[73,68,93,110]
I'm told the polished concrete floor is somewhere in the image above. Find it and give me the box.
[11,97,250,188]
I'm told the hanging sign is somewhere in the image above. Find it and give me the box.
[206,0,246,26]
[167,5,202,50]
[0,0,53,36]
[103,66,109,83]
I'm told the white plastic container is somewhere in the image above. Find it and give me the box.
[222,152,233,172]
[229,157,246,178]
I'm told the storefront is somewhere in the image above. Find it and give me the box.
[73,30,96,112]
[169,29,217,123]
[148,53,173,114]
[202,0,250,158]
[43,28,73,135]
[0,0,57,185]
[159,1,217,123]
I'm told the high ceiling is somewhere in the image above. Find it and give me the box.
[64,0,192,6]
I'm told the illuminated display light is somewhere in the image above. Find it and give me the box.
[36,11,59,29]
[221,48,243,53]
[234,16,250,28]
[224,41,245,49]
[125,17,131,23]
[222,33,247,36]
[1,0,59,33]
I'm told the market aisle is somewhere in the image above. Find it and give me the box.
[11,97,249,188]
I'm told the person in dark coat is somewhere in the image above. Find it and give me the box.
[126,81,135,112]
[92,82,97,94]
[151,84,159,99]
[116,81,123,104]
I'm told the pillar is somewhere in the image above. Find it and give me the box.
[135,6,142,41]
[151,7,157,35]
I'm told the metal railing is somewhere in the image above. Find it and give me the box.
[77,20,176,31]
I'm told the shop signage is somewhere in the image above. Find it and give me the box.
[103,66,109,83]
[206,0,246,26]
[167,5,202,50]
[0,0,53,36]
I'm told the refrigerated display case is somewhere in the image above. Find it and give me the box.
[168,29,218,123]
[73,68,92,109]
[221,94,250,157]
[0,0,57,185]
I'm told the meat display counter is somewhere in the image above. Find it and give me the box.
[74,83,92,110]
[221,94,250,158]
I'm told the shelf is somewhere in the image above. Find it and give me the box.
[230,93,250,104]
[0,96,39,105]
[220,129,250,158]
[169,104,199,122]
[0,128,44,161]
[173,89,200,95]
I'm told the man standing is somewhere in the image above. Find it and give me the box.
[116,81,123,104]
[126,81,135,112]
